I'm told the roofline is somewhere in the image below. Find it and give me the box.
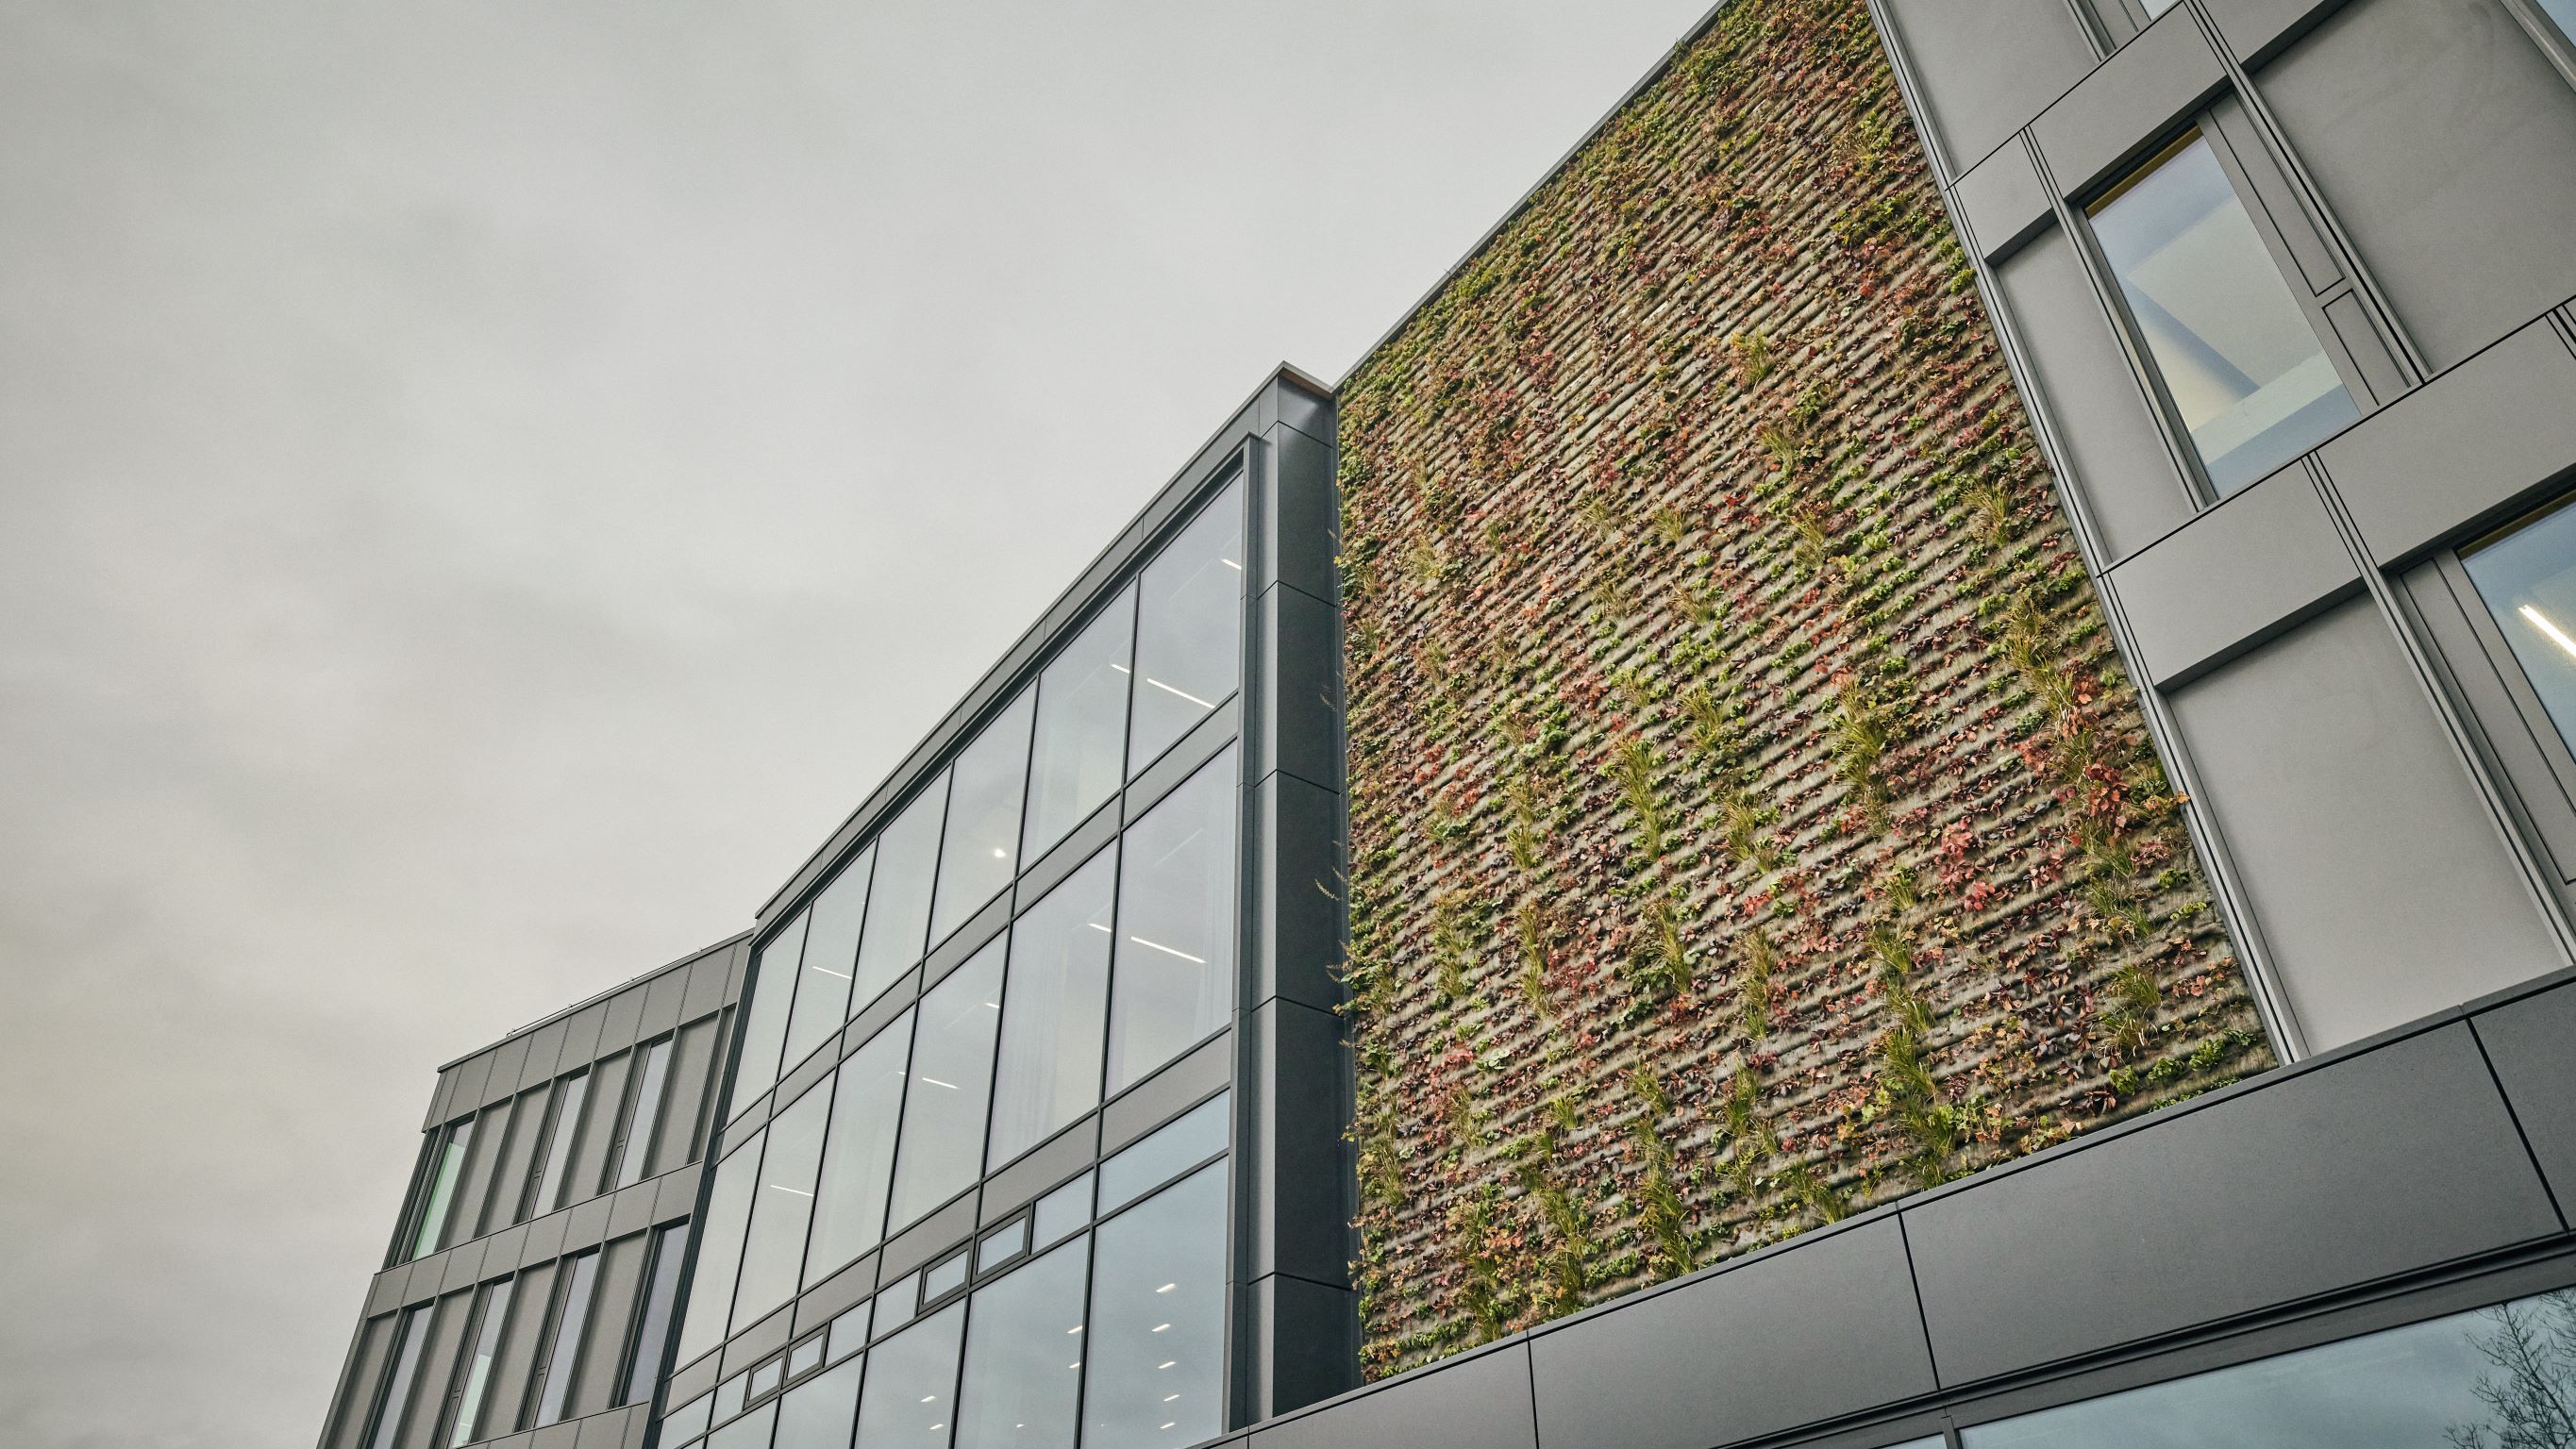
[433,928,754,1072]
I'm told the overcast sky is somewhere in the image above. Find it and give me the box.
[0,3,1711,1444]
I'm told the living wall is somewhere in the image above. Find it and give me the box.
[1335,0,2273,1378]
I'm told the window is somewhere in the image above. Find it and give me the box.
[805,1011,912,1284]
[732,912,809,1116]
[529,1248,600,1428]
[1107,747,1239,1092]
[888,941,1006,1229]
[773,1356,861,1449]
[2089,131,2358,494]
[932,691,1037,945]
[1085,1162,1228,1449]
[975,1216,1028,1274]
[1129,481,1246,774]
[676,1140,760,1365]
[923,1249,970,1303]
[621,1224,689,1407]
[1023,589,1137,860]
[733,1082,829,1329]
[854,779,949,1006]
[1962,1286,2576,1446]
[611,1036,673,1190]
[855,1303,965,1449]
[410,1120,474,1260]
[1098,1092,1228,1212]
[987,848,1116,1168]
[708,1401,776,1449]
[1032,1174,1092,1249]
[445,1278,513,1445]
[367,1305,433,1449]
[786,844,873,1076]
[2463,496,2576,758]
[528,1072,589,1219]
[662,1391,713,1446]
[955,1236,1089,1449]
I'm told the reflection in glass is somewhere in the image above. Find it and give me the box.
[855,1302,965,1449]
[613,1037,672,1189]
[787,845,873,1075]
[623,1224,689,1407]
[734,1084,828,1329]
[533,1249,599,1426]
[533,1072,589,1216]
[732,912,809,1115]
[1129,480,1246,774]
[2466,497,2576,759]
[988,849,1116,1169]
[805,1012,912,1285]
[449,1279,514,1445]
[1099,1092,1229,1212]
[410,1122,472,1259]
[1087,1163,1227,1449]
[772,1356,861,1449]
[1963,1287,2576,1448]
[854,780,949,1006]
[368,1305,432,1449]
[676,1139,759,1364]
[932,691,1037,946]
[955,1237,1089,1449]
[706,1401,776,1449]
[1108,748,1239,1092]
[888,941,1005,1229]
[1023,589,1136,860]
[2090,132,2357,494]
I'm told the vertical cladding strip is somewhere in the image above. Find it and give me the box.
[1335,0,2269,1383]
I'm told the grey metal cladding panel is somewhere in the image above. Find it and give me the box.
[565,1192,615,1253]
[1994,229,2194,560]
[367,1267,409,1318]
[1528,1218,1933,1449]
[2168,598,2565,1049]
[1952,140,2052,263]
[1260,583,1343,795]
[1262,421,1339,605]
[796,1252,878,1336]
[2207,0,2351,61]
[426,1068,458,1131]
[1018,801,1118,910]
[483,1223,529,1273]
[981,1117,1099,1225]
[574,1408,636,1449]
[1248,1000,1351,1289]
[441,1240,490,1293]
[481,1037,532,1109]
[1882,0,2100,176]
[521,1209,572,1268]
[2320,318,2576,561]
[557,1004,609,1074]
[533,1423,582,1449]
[1102,1031,1232,1151]
[519,1022,569,1091]
[845,972,919,1060]
[2259,0,2576,371]
[722,1304,795,1377]
[608,1180,657,1240]
[652,1161,703,1223]
[666,1351,720,1414]
[879,1191,979,1283]
[599,986,648,1056]
[1251,1273,1359,1419]
[641,966,689,1036]
[1256,772,1346,1015]
[447,1053,496,1122]
[1128,697,1241,819]
[2033,9,2227,197]
[1253,1340,1534,1449]
[680,944,736,1021]
[1909,1022,2557,1384]
[2108,463,2360,684]
[774,1036,836,1120]
[925,890,1012,990]
[2473,980,2576,1214]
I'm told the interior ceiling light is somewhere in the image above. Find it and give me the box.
[2521,604,2576,663]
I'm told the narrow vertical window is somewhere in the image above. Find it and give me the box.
[1128,479,1246,774]
[953,1236,1088,1449]
[446,1278,515,1446]
[785,845,873,1074]
[611,1037,674,1190]
[730,911,810,1117]
[886,940,1006,1230]
[2464,496,2576,755]
[805,1012,912,1285]
[930,690,1037,944]
[530,1249,601,1427]
[1022,587,1137,860]
[1107,747,1239,1093]
[367,1304,433,1449]
[852,778,950,1006]
[621,1223,690,1407]
[2089,131,2359,494]
[529,1073,590,1218]
[1084,1163,1226,1449]
[675,1139,760,1366]
[987,849,1116,1168]
[731,1083,829,1329]
[410,1121,475,1260]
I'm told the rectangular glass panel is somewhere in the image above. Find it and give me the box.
[368,1305,432,1449]
[489,1088,549,1229]
[1962,1286,2576,1447]
[1086,1163,1227,1449]
[734,1082,830,1329]
[828,1303,871,1363]
[2465,496,2576,759]
[675,1138,761,1365]
[661,1392,713,1445]
[1032,1174,1092,1248]
[787,845,873,1075]
[976,1217,1029,1273]
[706,1401,774,1449]
[1097,1092,1229,1213]
[613,1037,673,1189]
[954,1236,1089,1449]
[1023,588,1136,860]
[854,777,950,1006]
[747,1358,782,1400]
[987,847,1116,1168]
[532,1073,589,1217]
[924,1250,970,1304]
[788,1335,824,1379]
[854,1302,964,1449]
[731,911,810,1116]
[773,1355,861,1449]
[1129,479,1245,774]
[716,1372,746,1421]
[930,690,1036,945]
[450,1101,513,1242]
[532,1249,599,1427]
[1107,746,1238,1092]
[2090,132,2358,494]
[805,1012,912,1285]
[875,1280,918,1336]
[887,941,1006,1230]
[622,1223,689,1407]
[449,1279,514,1445]
[410,1123,472,1260]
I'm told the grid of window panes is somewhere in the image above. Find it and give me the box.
[672,478,1246,1433]
[667,1098,1229,1449]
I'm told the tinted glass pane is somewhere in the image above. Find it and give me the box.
[733,912,810,1115]
[932,691,1036,946]
[806,1012,912,1285]
[854,780,949,1006]
[924,1251,969,1302]
[1963,1287,2576,1448]
[876,1280,917,1336]
[773,1356,861,1449]
[828,1303,871,1363]
[451,1280,514,1445]
[1086,1164,1226,1449]
[2465,497,2576,759]
[888,942,1005,1230]
[1107,748,1238,1092]
[1097,1092,1228,1213]
[677,1140,758,1364]
[1129,481,1245,773]
[1023,590,1136,859]
[734,1084,828,1329]
[955,1237,1088,1449]
[987,848,1115,1169]
[534,1249,599,1426]
[855,1303,964,1449]
[2541,0,2575,41]
[624,1223,689,1407]
[662,1392,712,1445]
[707,1401,775,1449]
[976,1217,1028,1273]
[1032,1174,1092,1249]
[2090,133,2357,494]
[534,1073,589,1216]
[410,1124,471,1259]
[368,1305,431,1449]
[614,1038,673,1189]
[787,846,873,1076]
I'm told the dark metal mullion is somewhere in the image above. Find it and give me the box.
[1223,437,1259,1434]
